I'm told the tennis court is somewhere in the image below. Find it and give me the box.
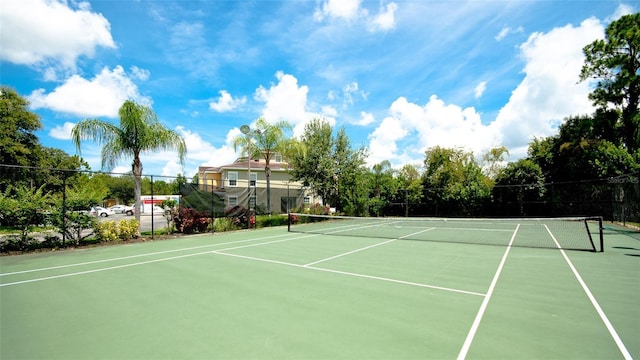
[1,216,638,359]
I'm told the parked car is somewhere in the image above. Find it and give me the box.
[90,206,116,217]
[108,205,134,215]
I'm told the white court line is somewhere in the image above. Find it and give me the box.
[457,224,520,360]
[398,227,436,239]
[0,233,317,287]
[303,227,435,267]
[544,225,633,360]
[210,250,485,297]
[304,238,397,267]
[0,251,211,287]
[0,232,299,277]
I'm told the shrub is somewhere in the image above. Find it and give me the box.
[174,208,211,234]
[255,215,288,228]
[94,221,119,242]
[225,205,254,229]
[213,217,238,232]
[118,219,139,240]
[94,219,140,242]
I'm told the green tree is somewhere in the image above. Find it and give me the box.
[0,185,53,244]
[233,118,292,214]
[494,159,545,216]
[368,160,398,216]
[33,147,89,193]
[289,119,335,206]
[396,164,424,216]
[481,146,509,181]
[72,100,187,224]
[333,128,368,216]
[107,175,135,205]
[288,119,367,215]
[580,13,640,153]
[0,86,42,190]
[422,146,491,216]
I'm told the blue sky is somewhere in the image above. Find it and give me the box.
[1,0,635,178]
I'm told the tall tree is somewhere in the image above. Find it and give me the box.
[422,146,490,216]
[289,119,335,206]
[233,118,291,214]
[494,159,545,216]
[0,86,42,190]
[580,13,640,153]
[333,128,368,216]
[368,160,397,216]
[396,164,424,212]
[288,119,367,214]
[72,100,187,223]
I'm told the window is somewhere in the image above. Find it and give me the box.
[249,196,256,209]
[228,172,238,187]
[250,173,257,187]
[275,154,283,163]
[304,196,310,205]
[228,196,238,207]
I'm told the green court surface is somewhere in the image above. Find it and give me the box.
[1,222,638,359]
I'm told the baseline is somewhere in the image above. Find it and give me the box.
[0,233,317,287]
[544,225,633,360]
[0,232,301,277]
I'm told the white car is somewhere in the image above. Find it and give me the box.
[108,205,134,215]
[90,206,116,217]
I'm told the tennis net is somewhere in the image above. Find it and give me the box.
[288,213,604,252]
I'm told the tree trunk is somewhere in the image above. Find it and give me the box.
[265,164,271,215]
[132,156,142,225]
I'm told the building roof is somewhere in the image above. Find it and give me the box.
[199,158,291,174]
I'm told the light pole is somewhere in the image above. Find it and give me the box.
[240,125,260,229]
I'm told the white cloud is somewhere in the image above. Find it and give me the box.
[495,26,511,41]
[314,0,363,21]
[49,122,76,140]
[130,66,150,81]
[369,2,398,32]
[474,81,487,99]
[607,3,634,23]
[368,96,494,165]
[357,111,375,126]
[198,127,247,169]
[495,25,524,41]
[368,16,605,165]
[322,105,338,117]
[255,71,334,137]
[0,0,115,72]
[28,66,151,118]
[314,0,398,33]
[492,17,603,153]
[209,90,247,112]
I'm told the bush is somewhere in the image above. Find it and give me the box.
[255,215,289,228]
[94,219,139,242]
[174,208,211,234]
[118,219,139,240]
[94,221,119,242]
[213,217,238,232]
[225,205,254,229]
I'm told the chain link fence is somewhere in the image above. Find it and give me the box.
[381,174,639,224]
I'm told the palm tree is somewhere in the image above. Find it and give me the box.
[72,100,187,224]
[233,118,291,214]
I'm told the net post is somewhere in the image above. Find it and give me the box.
[598,216,604,252]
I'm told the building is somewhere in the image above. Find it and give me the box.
[197,157,320,214]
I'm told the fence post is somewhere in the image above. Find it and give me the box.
[150,175,154,240]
